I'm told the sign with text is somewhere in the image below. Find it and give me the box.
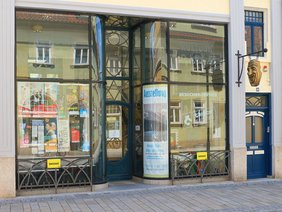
[197,152,207,160]
[47,159,61,169]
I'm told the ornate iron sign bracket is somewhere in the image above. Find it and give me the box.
[235,48,267,87]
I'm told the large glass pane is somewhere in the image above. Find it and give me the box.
[16,12,89,80]
[255,116,263,143]
[17,82,90,158]
[133,86,143,177]
[92,83,106,183]
[169,22,226,83]
[170,85,208,152]
[91,16,103,81]
[254,26,263,54]
[246,117,252,144]
[133,28,141,86]
[209,86,226,150]
[105,30,129,77]
[144,22,168,82]
[245,26,252,54]
[106,106,128,161]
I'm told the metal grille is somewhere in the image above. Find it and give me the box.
[171,150,230,183]
[17,157,92,192]
[246,96,267,107]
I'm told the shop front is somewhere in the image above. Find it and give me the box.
[15,10,228,192]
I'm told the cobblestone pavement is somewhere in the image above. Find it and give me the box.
[1,179,282,211]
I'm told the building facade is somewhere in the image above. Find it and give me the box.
[0,0,281,197]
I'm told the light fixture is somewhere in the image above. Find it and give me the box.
[32,24,43,33]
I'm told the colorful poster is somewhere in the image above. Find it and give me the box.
[44,118,58,152]
[57,119,70,152]
[143,84,169,178]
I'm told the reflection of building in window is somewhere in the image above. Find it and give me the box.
[170,101,182,125]
[107,58,122,76]
[212,103,221,138]
[170,50,179,71]
[106,105,122,139]
[36,44,51,64]
[192,59,205,73]
[74,46,89,65]
[193,100,206,125]
[245,10,264,56]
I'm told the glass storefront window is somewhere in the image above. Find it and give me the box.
[16,12,89,80]
[170,85,208,152]
[133,29,141,86]
[16,11,228,183]
[17,82,90,157]
[169,84,226,152]
[169,23,226,83]
[144,22,168,83]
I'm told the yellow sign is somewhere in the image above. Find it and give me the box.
[197,152,207,160]
[47,159,61,169]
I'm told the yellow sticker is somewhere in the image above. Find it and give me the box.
[47,159,61,169]
[197,152,207,160]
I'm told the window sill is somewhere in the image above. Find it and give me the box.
[71,64,89,69]
[170,69,182,73]
[32,63,55,68]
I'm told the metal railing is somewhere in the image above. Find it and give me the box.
[170,150,230,183]
[17,156,92,193]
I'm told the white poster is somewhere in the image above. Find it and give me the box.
[143,84,169,178]
[58,119,70,152]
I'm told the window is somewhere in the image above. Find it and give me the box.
[193,100,206,125]
[192,59,205,73]
[107,58,121,76]
[245,10,264,56]
[170,50,179,71]
[36,45,51,64]
[170,101,181,125]
[74,47,89,65]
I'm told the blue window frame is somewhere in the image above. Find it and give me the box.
[245,10,264,56]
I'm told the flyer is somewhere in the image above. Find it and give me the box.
[57,119,70,152]
[31,119,44,154]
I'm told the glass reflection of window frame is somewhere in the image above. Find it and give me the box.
[36,44,51,64]
[170,101,182,125]
[193,100,206,125]
[107,57,122,76]
[192,58,205,73]
[74,46,89,65]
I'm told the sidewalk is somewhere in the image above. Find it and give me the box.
[1,179,282,211]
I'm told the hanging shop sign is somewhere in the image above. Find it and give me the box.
[143,84,169,178]
[247,59,262,87]
[47,158,61,169]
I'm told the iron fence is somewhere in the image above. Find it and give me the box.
[170,150,230,183]
[17,156,92,193]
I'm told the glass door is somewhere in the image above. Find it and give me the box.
[105,27,132,180]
